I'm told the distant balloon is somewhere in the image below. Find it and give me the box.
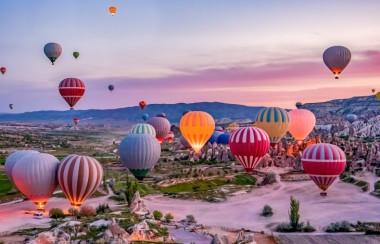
[119,134,161,181]
[180,135,191,149]
[58,155,103,208]
[376,92,380,101]
[295,102,303,109]
[156,113,166,118]
[372,89,376,94]
[228,123,239,133]
[13,153,60,210]
[108,85,114,92]
[302,143,346,194]
[44,42,62,65]
[215,126,224,132]
[109,6,117,15]
[229,127,270,173]
[139,101,147,110]
[9,104,13,110]
[59,78,85,110]
[142,113,149,121]
[346,114,358,124]
[218,133,230,145]
[323,46,351,79]
[180,111,215,154]
[0,67,6,75]
[208,131,223,144]
[147,116,171,143]
[5,150,39,185]
[73,117,79,125]
[254,107,290,147]
[73,51,80,59]
[288,109,316,143]
[165,131,174,143]
[130,123,156,138]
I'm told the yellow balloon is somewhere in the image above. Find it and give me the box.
[376,92,380,101]
[254,107,290,146]
[109,6,117,15]
[180,111,215,154]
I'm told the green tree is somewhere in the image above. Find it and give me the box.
[164,213,174,222]
[125,173,138,207]
[153,210,163,220]
[289,195,300,229]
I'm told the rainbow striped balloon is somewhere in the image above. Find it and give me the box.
[254,107,289,146]
[302,143,346,192]
[180,111,215,154]
[130,123,156,138]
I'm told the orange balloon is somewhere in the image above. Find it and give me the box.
[288,109,316,143]
[139,101,147,110]
[180,111,215,154]
[109,6,117,15]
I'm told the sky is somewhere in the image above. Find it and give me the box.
[1,0,380,113]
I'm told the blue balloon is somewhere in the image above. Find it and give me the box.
[346,114,358,124]
[142,113,149,121]
[218,133,230,144]
[108,85,114,91]
[207,131,223,144]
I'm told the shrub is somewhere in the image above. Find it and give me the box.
[49,208,65,219]
[80,205,97,217]
[96,204,110,214]
[68,208,79,216]
[261,205,273,217]
[303,221,316,232]
[192,185,200,192]
[186,215,196,223]
[117,192,126,202]
[289,195,300,229]
[325,221,353,232]
[262,173,277,185]
[164,213,174,222]
[153,210,163,220]
[275,222,294,232]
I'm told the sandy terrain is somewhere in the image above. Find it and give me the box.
[144,170,380,233]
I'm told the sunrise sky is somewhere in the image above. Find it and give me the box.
[1,0,380,112]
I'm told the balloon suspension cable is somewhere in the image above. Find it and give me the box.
[320,192,327,196]
[70,107,74,110]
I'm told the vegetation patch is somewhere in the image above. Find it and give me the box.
[340,172,369,192]
[233,174,257,185]
[370,180,380,198]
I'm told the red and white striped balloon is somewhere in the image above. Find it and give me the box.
[57,154,103,208]
[302,143,346,192]
[59,78,85,110]
[229,127,270,173]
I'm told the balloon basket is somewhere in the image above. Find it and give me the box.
[320,192,327,196]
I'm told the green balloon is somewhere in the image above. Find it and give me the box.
[73,51,80,59]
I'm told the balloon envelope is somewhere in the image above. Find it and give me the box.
[156,113,166,118]
[147,117,171,143]
[58,155,103,208]
[5,150,39,185]
[302,143,346,192]
[108,85,114,92]
[73,51,80,59]
[139,101,147,110]
[12,153,60,210]
[142,113,149,121]
[0,67,6,75]
[9,104,13,110]
[165,131,174,143]
[109,6,117,15]
[119,134,161,180]
[59,78,85,110]
[215,126,224,132]
[229,127,270,173]
[295,102,303,109]
[254,107,290,146]
[376,92,380,101]
[288,109,316,142]
[323,46,351,79]
[208,131,223,144]
[218,133,230,145]
[44,42,62,65]
[130,123,156,138]
[346,114,358,124]
[180,111,215,154]
[73,118,79,125]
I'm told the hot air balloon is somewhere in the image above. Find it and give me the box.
[228,123,239,133]
[142,113,149,121]
[288,109,316,144]
[44,42,62,65]
[147,116,171,143]
[5,150,39,185]
[180,111,215,154]
[302,143,346,195]
[183,110,191,116]
[215,126,224,132]
[130,123,156,138]
[109,6,117,15]
[73,117,79,125]
[218,133,230,145]
[376,92,380,101]
[73,51,80,59]
[59,78,85,110]
[0,67,6,75]
[9,104,13,110]
[156,113,166,118]
[165,131,174,143]
[180,135,191,149]
[12,153,60,210]
[254,107,290,147]
[108,85,114,92]
[372,89,376,94]
[208,131,223,144]
[139,101,147,110]
[57,155,103,208]
[295,102,303,109]
[323,46,351,79]
[229,127,270,173]
[119,134,161,181]
[346,114,358,124]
